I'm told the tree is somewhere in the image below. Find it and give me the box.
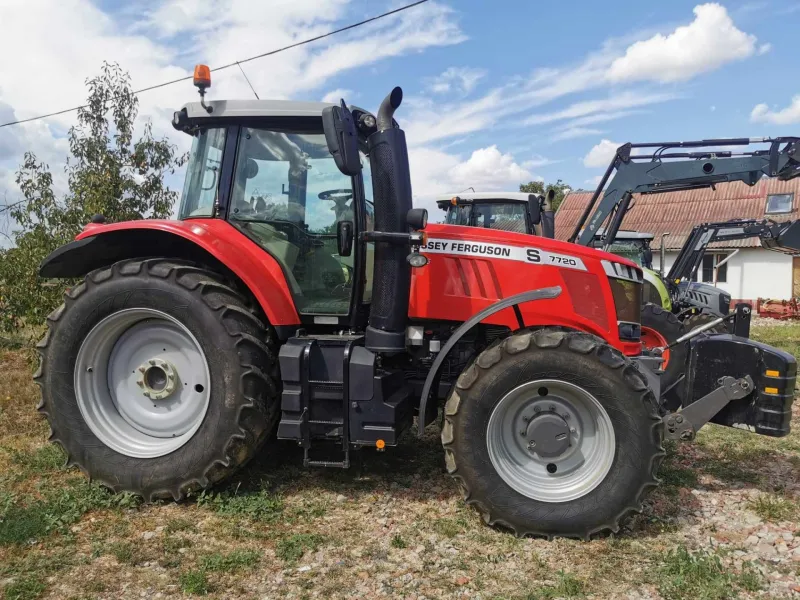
[0,62,186,331]
[519,179,572,212]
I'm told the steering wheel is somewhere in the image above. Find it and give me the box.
[318,189,353,202]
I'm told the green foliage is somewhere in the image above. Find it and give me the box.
[196,488,284,522]
[519,179,572,212]
[390,533,407,549]
[0,479,140,545]
[10,444,66,475]
[275,533,324,564]
[0,62,185,332]
[180,569,211,595]
[747,494,798,522]
[199,549,261,572]
[655,546,762,600]
[3,574,46,600]
[526,571,585,599]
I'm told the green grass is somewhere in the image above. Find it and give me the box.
[107,541,141,565]
[747,494,798,522]
[275,533,325,564]
[180,569,211,595]
[198,549,261,572]
[9,444,65,475]
[654,546,763,600]
[3,575,47,600]
[751,322,800,358]
[0,479,140,545]
[390,533,407,549]
[196,488,284,522]
[526,571,585,599]
[164,517,195,534]
[432,516,468,538]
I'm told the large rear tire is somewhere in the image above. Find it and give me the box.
[683,311,728,334]
[35,259,280,501]
[441,329,664,539]
[641,303,686,410]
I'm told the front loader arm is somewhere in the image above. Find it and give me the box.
[570,137,800,247]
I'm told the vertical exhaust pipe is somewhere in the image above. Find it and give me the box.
[660,232,670,277]
[366,87,413,353]
[541,189,556,239]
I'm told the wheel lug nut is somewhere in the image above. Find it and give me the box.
[534,406,541,413]
[570,427,576,433]
[562,413,570,420]
[549,405,556,411]
[520,430,527,437]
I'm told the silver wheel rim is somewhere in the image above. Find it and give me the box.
[74,308,211,459]
[486,379,615,503]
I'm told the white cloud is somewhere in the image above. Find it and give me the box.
[750,96,800,124]
[585,175,604,187]
[408,145,534,215]
[552,127,605,142]
[0,0,465,203]
[758,43,772,55]
[321,89,353,104]
[522,91,674,126]
[425,67,487,95]
[449,146,531,190]
[583,139,620,168]
[607,3,759,83]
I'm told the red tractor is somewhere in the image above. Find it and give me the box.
[35,70,798,539]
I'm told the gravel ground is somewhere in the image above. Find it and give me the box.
[1,324,799,599]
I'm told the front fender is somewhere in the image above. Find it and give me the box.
[40,219,300,326]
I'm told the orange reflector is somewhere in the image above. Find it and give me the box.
[420,231,428,245]
[764,387,779,394]
[766,369,780,377]
[193,64,211,88]
[450,197,458,205]
[376,439,386,449]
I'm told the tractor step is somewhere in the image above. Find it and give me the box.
[277,334,414,467]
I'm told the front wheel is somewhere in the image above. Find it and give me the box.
[35,259,280,501]
[441,329,664,539]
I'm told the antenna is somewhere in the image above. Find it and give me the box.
[237,62,260,100]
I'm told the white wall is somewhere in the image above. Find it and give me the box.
[653,248,794,300]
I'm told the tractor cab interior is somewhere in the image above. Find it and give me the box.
[179,125,374,316]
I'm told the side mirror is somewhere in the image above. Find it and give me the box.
[337,220,354,257]
[527,194,542,225]
[323,100,362,176]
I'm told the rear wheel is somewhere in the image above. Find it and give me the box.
[641,303,686,409]
[35,259,280,501]
[442,329,664,539]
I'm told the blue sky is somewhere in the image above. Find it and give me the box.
[1,0,799,229]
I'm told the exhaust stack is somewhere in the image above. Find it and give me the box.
[366,88,413,353]
[541,189,556,239]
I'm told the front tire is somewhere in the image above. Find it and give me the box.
[35,259,280,501]
[441,329,664,539]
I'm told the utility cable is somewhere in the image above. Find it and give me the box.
[0,0,429,129]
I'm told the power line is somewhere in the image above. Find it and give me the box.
[0,0,429,130]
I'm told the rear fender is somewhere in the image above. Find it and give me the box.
[39,219,300,326]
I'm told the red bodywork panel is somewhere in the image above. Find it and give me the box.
[410,224,643,356]
[76,219,301,326]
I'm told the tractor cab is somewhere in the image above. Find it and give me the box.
[590,229,654,269]
[173,98,377,321]
[437,193,538,234]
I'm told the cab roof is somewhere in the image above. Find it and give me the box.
[180,99,334,121]
[435,192,534,207]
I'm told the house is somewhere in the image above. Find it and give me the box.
[555,178,800,303]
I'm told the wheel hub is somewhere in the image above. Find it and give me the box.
[526,413,571,457]
[486,379,616,503]
[74,308,211,459]
[137,358,178,400]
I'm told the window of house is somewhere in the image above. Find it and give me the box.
[701,253,728,283]
[766,193,793,214]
